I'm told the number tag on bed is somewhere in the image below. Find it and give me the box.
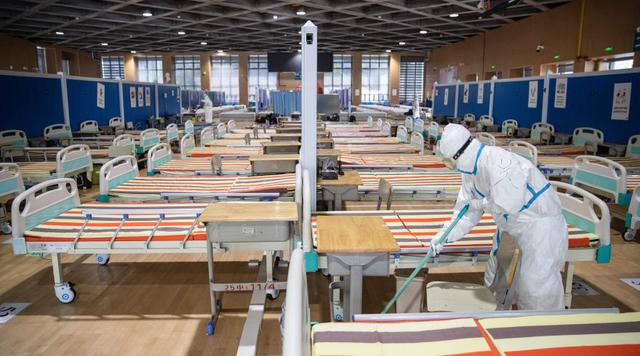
[241,227,255,235]
[0,303,30,324]
[28,242,72,253]
[213,282,287,292]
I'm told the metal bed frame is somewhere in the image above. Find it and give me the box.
[0,163,25,233]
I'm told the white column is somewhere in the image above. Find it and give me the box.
[154,84,159,118]
[541,72,550,123]
[301,21,318,210]
[118,81,125,121]
[60,74,70,126]
[488,76,497,118]
[453,80,461,117]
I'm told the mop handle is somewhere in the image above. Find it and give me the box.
[382,204,470,314]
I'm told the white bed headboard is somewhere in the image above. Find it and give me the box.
[99,156,138,201]
[463,113,476,123]
[397,125,408,143]
[216,123,226,138]
[475,132,496,146]
[0,130,28,147]
[531,122,554,143]
[367,116,373,128]
[572,155,628,204]
[404,117,413,132]
[147,143,172,175]
[12,178,80,254]
[44,124,72,141]
[626,134,640,158]
[502,119,518,136]
[79,120,100,134]
[414,118,424,135]
[227,120,236,131]
[427,121,438,141]
[382,121,391,136]
[0,163,25,199]
[376,118,383,131]
[551,181,611,263]
[411,132,424,155]
[56,144,93,178]
[478,115,494,127]
[184,120,194,135]
[180,133,195,159]
[201,126,215,147]
[139,128,160,152]
[572,127,604,147]
[109,117,124,128]
[508,140,538,165]
[166,123,179,143]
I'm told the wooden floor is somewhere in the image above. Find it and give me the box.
[0,193,639,355]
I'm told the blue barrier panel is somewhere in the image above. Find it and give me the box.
[457,82,490,118]
[433,84,457,117]
[157,85,180,117]
[0,73,64,137]
[67,79,120,129]
[493,78,544,128]
[122,82,156,125]
[548,71,640,144]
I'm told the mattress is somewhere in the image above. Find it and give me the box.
[335,144,421,155]
[628,175,640,192]
[537,156,575,168]
[536,145,586,156]
[328,131,388,138]
[332,137,400,145]
[357,171,462,195]
[340,154,446,170]
[155,158,251,176]
[223,133,272,139]
[23,202,208,243]
[17,162,57,177]
[230,129,276,135]
[205,139,269,147]
[108,173,296,199]
[188,146,261,158]
[610,157,640,173]
[312,210,598,254]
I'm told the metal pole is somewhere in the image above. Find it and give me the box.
[301,21,318,210]
[118,81,125,122]
[541,72,550,123]
[488,76,497,118]
[60,73,70,127]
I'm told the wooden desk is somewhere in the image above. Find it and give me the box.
[318,171,361,210]
[271,133,301,142]
[200,201,298,223]
[261,141,301,154]
[318,138,334,149]
[249,154,299,175]
[316,215,398,320]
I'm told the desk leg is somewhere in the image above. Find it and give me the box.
[343,275,351,321]
[563,261,574,308]
[335,193,343,210]
[206,240,219,334]
[348,265,363,321]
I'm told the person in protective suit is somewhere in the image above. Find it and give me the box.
[433,124,568,310]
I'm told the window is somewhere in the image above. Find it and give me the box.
[324,54,352,94]
[361,54,389,103]
[101,56,124,79]
[248,54,278,102]
[399,56,424,104]
[173,55,201,90]
[36,47,46,74]
[600,56,634,71]
[211,55,239,104]
[557,63,574,74]
[136,55,163,83]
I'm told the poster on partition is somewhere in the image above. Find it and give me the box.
[129,87,136,108]
[145,87,151,107]
[554,77,567,109]
[477,84,484,104]
[137,87,144,107]
[611,82,631,121]
[444,88,449,105]
[528,81,538,108]
[96,82,105,109]
[463,83,469,103]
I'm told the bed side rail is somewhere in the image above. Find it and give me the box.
[0,163,25,197]
[165,123,179,143]
[626,134,640,158]
[79,120,99,134]
[44,123,72,141]
[147,143,172,175]
[572,155,627,204]
[98,155,138,201]
[180,133,196,159]
[475,132,496,146]
[184,120,194,135]
[508,140,538,165]
[11,178,80,254]
[282,248,311,356]
[56,144,93,178]
[551,181,611,263]
[201,126,215,147]
[410,132,424,155]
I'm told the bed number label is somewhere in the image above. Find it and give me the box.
[241,227,255,235]
[213,282,286,292]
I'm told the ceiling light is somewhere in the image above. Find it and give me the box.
[385,49,391,53]
[200,41,207,45]
[177,15,181,19]
[101,42,108,46]
[273,15,278,20]
[217,50,224,53]
[399,41,406,45]
[377,15,382,19]
[297,49,302,53]
[419,30,427,34]
[55,31,64,35]
[131,50,137,54]
[142,10,152,17]
[449,13,459,18]
[296,8,306,15]
[178,31,186,35]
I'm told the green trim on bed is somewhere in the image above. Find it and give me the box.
[305,251,319,272]
[108,170,136,190]
[618,192,631,206]
[562,210,596,235]
[97,194,109,202]
[574,170,618,193]
[25,196,75,230]
[596,245,611,264]
[626,212,632,228]
[61,156,91,174]
[0,178,19,194]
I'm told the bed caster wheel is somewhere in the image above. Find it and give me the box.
[267,289,280,300]
[206,320,215,336]
[96,254,110,265]
[623,229,636,242]
[1,222,11,234]
[54,282,76,304]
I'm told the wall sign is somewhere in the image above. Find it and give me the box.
[137,87,144,107]
[554,77,567,109]
[96,82,105,109]
[444,88,449,105]
[528,81,538,108]
[477,84,484,104]
[463,83,469,103]
[129,87,136,108]
[611,82,631,121]
[145,87,151,107]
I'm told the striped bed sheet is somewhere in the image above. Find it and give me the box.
[335,144,422,155]
[23,202,208,243]
[223,133,272,139]
[538,156,575,168]
[328,131,388,138]
[205,139,270,147]
[357,171,462,195]
[628,175,640,192]
[108,173,296,198]
[332,137,400,145]
[17,162,57,178]
[155,158,251,176]
[187,146,262,158]
[479,312,640,354]
[312,210,597,254]
[311,312,640,356]
[537,145,586,156]
[340,154,446,169]
[610,158,640,173]
[230,129,276,135]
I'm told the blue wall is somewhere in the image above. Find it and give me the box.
[493,78,544,129]
[0,74,65,137]
[548,72,640,144]
[67,79,120,130]
[457,82,490,118]
[122,83,156,124]
[433,84,457,117]
[158,85,180,117]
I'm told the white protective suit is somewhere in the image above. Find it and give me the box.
[434,124,568,310]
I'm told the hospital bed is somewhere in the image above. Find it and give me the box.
[44,123,73,144]
[356,171,462,206]
[16,144,93,187]
[74,120,100,136]
[0,163,25,233]
[624,185,640,241]
[341,106,387,122]
[571,155,640,206]
[98,155,297,202]
[334,131,424,155]
[219,109,256,127]
[339,154,446,172]
[0,129,29,160]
